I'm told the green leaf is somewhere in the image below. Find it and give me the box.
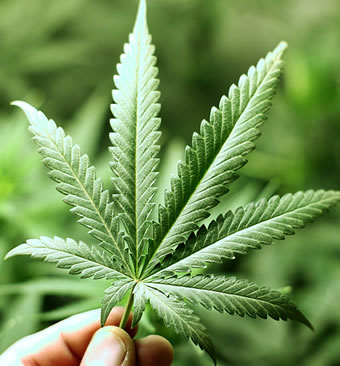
[5,236,127,281]
[110,0,161,275]
[135,283,216,364]
[132,285,147,328]
[145,41,288,275]
[5,1,340,363]
[101,279,135,326]
[151,190,340,276]
[11,101,131,275]
[146,274,312,329]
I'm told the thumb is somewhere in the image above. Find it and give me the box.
[80,326,136,366]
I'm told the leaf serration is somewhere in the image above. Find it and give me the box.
[5,2,340,364]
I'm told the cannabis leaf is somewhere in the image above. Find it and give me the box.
[109,0,160,277]
[6,236,126,281]
[5,0,340,364]
[144,39,288,276]
[151,190,339,276]
[145,275,312,327]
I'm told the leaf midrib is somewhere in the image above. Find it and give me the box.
[133,23,144,277]
[146,281,291,313]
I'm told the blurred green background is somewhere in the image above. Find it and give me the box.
[1,0,340,364]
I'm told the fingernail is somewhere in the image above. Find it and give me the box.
[83,327,127,366]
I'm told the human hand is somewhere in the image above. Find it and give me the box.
[0,307,174,366]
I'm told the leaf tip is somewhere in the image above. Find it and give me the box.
[4,244,32,261]
[211,351,217,366]
[134,0,148,34]
[303,317,314,331]
[11,100,38,121]
[274,41,288,56]
[5,247,20,260]
[11,100,26,108]
[294,309,314,331]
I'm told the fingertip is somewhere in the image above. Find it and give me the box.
[108,326,136,355]
[81,326,136,366]
[135,335,174,366]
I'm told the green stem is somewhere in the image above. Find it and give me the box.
[119,288,135,329]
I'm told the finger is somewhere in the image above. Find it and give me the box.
[57,307,136,359]
[135,335,174,366]
[80,326,135,366]
[0,307,137,366]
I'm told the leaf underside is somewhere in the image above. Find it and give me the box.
[145,40,288,275]
[6,0,340,363]
[5,236,127,281]
[109,0,161,277]
[151,190,340,277]
[134,283,216,363]
[10,101,131,277]
[101,279,134,326]
[146,275,312,329]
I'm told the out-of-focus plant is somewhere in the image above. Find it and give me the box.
[1,0,340,365]
[3,1,340,364]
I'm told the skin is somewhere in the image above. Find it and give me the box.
[0,307,174,366]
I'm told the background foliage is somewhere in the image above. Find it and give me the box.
[0,0,339,364]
